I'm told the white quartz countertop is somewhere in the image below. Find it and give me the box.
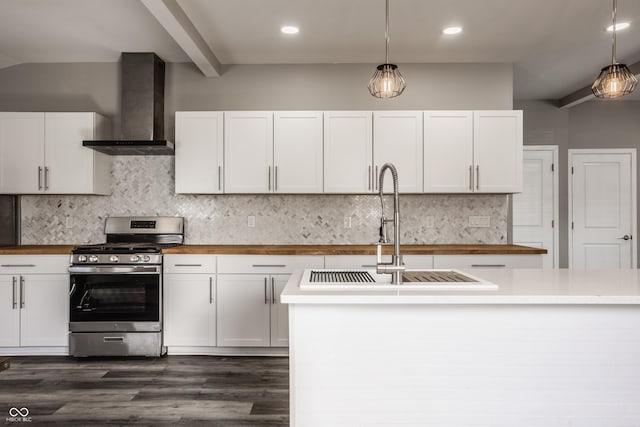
[281,268,640,304]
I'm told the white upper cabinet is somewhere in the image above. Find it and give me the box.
[473,110,523,193]
[324,111,373,194]
[424,111,474,193]
[224,111,273,193]
[423,110,522,193]
[0,112,111,195]
[175,111,224,194]
[273,111,323,193]
[373,111,423,193]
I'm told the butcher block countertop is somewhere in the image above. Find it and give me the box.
[0,245,74,255]
[162,244,546,255]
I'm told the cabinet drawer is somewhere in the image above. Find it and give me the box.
[0,255,70,274]
[324,255,434,269]
[433,254,541,269]
[217,255,323,274]
[163,255,216,274]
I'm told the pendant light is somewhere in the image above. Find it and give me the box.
[591,0,637,98]
[368,0,406,98]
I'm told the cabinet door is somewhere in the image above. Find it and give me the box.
[270,275,290,347]
[324,111,373,193]
[175,111,224,194]
[0,276,20,347]
[224,112,273,193]
[45,112,110,194]
[473,111,523,193]
[274,112,323,193]
[373,111,423,193]
[217,274,270,347]
[424,111,473,193]
[164,274,216,347]
[20,274,69,347]
[0,112,45,194]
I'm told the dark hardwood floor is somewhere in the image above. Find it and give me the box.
[0,355,289,426]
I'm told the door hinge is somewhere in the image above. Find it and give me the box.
[571,221,574,230]
[551,219,554,228]
[571,166,574,174]
[551,163,554,172]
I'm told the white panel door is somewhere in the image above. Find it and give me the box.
[0,112,45,193]
[270,275,290,347]
[373,111,423,193]
[0,276,20,347]
[324,111,373,193]
[513,146,558,268]
[175,111,224,194]
[569,149,636,269]
[423,111,473,193]
[20,274,69,347]
[473,111,523,193]
[274,111,323,193]
[164,274,215,347]
[216,274,270,347]
[224,112,273,193]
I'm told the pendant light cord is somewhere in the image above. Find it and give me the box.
[385,0,390,64]
[611,0,617,64]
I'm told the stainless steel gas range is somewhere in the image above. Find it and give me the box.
[68,216,184,357]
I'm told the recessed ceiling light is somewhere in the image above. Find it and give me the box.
[607,22,630,31]
[281,25,300,35]
[442,26,462,35]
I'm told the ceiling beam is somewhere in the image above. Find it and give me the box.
[556,60,640,108]
[140,0,222,77]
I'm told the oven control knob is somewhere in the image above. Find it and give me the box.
[89,255,99,263]
[78,255,87,262]
[110,255,119,263]
[130,255,140,262]
[143,255,151,262]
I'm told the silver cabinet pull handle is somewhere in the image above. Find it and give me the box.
[209,277,213,304]
[12,277,17,309]
[173,264,202,267]
[218,166,222,191]
[103,337,125,343]
[470,264,506,268]
[476,165,480,190]
[38,166,43,190]
[469,165,473,191]
[368,165,372,190]
[1,264,36,268]
[361,264,377,268]
[375,165,379,190]
[271,277,275,305]
[264,277,268,304]
[252,264,286,268]
[44,166,49,190]
[268,166,272,191]
[20,276,25,308]
[275,166,279,192]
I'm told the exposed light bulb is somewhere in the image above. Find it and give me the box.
[442,26,462,35]
[607,22,630,32]
[281,26,299,35]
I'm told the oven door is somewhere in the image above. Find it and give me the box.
[69,265,162,332]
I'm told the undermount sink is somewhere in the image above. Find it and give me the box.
[299,269,498,290]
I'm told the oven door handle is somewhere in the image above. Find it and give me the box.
[68,266,161,274]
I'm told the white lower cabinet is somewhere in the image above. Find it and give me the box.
[324,254,434,270]
[163,255,216,352]
[217,255,323,348]
[433,254,542,269]
[0,256,69,353]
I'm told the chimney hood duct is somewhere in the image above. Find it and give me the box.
[83,53,174,155]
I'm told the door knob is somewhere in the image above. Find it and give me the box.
[617,235,632,240]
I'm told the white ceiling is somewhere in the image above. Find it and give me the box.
[1,0,640,101]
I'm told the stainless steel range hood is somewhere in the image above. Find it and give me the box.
[83,53,174,155]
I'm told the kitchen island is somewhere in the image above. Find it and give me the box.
[281,268,640,427]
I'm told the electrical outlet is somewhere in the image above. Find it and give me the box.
[247,215,256,228]
[425,216,434,228]
[343,216,352,228]
[468,215,491,227]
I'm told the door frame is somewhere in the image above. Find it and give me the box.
[568,148,637,268]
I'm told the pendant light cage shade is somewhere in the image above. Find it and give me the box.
[368,64,406,98]
[592,63,638,98]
